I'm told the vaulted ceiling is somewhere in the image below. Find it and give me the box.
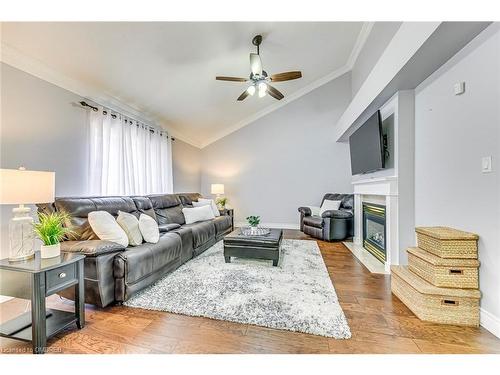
[1,22,366,147]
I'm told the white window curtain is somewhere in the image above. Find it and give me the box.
[88,106,173,196]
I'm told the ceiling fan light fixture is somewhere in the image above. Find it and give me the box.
[258,82,267,98]
[247,85,256,96]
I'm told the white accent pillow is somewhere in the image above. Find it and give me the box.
[196,198,220,217]
[139,214,160,244]
[88,211,129,248]
[116,211,143,246]
[182,205,215,224]
[319,200,342,217]
[307,206,321,217]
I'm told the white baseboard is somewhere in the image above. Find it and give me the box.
[480,308,500,338]
[234,222,300,230]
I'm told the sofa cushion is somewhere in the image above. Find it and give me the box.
[212,215,232,236]
[131,196,157,220]
[303,216,323,229]
[148,194,185,225]
[54,196,139,241]
[114,232,182,284]
[182,221,216,248]
[177,193,202,207]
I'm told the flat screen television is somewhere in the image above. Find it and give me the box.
[349,110,385,175]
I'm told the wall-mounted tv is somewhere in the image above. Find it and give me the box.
[349,110,385,175]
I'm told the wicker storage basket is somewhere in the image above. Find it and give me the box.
[391,266,480,327]
[415,226,478,259]
[407,247,479,289]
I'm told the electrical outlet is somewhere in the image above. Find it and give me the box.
[482,156,492,173]
[454,82,465,95]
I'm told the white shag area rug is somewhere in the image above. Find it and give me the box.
[124,239,351,339]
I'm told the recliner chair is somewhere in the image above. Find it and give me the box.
[298,193,354,241]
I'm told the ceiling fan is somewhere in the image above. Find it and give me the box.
[216,35,302,101]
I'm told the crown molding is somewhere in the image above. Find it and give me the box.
[346,22,375,68]
[0,41,202,148]
[1,22,374,150]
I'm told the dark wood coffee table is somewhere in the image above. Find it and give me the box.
[223,228,283,266]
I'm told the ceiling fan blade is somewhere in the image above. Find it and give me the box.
[216,76,248,82]
[270,71,302,82]
[250,53,262,75]
[267,85,285,101]
[237,90,250,101]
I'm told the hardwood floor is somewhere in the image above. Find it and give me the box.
[1,229,500,354]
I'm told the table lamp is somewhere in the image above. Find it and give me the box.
[211,183,224,199]
[0,167,55,262]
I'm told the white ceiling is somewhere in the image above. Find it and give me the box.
[1,22,365,147]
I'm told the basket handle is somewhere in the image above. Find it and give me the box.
[449,269,464,275]
[441,299,459,306]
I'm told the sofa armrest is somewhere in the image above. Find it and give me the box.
[321,210,354,219]
[60,240,126,257]
[158,223,182,233]
[298,207,312,216]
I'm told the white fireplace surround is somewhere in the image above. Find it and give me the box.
[341,91,416,274]
[352,176,398,273]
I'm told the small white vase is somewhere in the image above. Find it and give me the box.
[250,226,258,235]
[41,243,61,259]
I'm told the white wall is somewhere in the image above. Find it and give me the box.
[351,22,402,97]
[414,26,500,335]
[200,72,353,227]
[0,63,90,259]
[172,139,201,193]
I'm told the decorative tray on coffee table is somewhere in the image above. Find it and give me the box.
[240,227,271,236]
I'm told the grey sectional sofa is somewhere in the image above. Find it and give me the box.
[37,193,233,307]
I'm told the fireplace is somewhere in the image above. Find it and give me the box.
[362,203,386,263]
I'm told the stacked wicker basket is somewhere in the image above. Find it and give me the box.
[391,226,481,327]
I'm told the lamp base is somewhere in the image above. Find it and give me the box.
[8,205,35,262]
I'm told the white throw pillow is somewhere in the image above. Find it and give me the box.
[182,205,215,224]
[196,198,220,217]
[319,200,342,217]
[116,211,143,246]
[307,206,321,217]
[88,211,129,248]
[139,214,160,244]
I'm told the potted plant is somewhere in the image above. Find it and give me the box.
[33,212,73,259]
[216,197,228,210]
[246,215,260,235]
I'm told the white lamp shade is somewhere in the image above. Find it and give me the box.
[0,168,55,204]
[211,184,224,195]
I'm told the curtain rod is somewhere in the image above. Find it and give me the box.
[79,101,175,141]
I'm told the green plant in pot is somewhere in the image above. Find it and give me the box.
[33,212,73,259]
[216,197,228,210]
[246,215,260,234]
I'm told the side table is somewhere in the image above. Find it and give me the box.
[0,252,85,354]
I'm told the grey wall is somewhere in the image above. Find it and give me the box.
[414,26,500,322]
[351,22,402,97]
[172,138,201,193]
[200,72,353,226]
[0,63,89,259]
